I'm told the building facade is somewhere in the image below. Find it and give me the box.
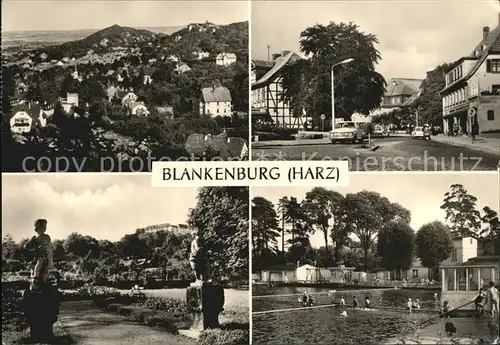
[199,86,232,117]
[216,53,237,66]
[440,16,500,134]
[137,223,193,235]
[251,51,305,128]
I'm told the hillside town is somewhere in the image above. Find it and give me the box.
[2,21,249,171]
[251,6,500,169]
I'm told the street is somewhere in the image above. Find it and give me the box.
[252,137,500,171]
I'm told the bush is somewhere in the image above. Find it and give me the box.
[130,307,154,323]
[198,329,249,345]
[143,296,190,316]
[106,303,121,312]
[143,311,179,333]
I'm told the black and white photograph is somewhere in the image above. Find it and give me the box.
[2,1,249,172]
[252,173,500,344]
[251,1,500,170]
[2,175,249,344]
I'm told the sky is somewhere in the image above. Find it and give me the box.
[253,172,499,248]
[2,174,199,242]
[251,0,500,79]
[2,0,249,32]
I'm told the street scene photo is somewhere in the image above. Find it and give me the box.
[251,1,500,170]
[252,173,500,344]
[2,1,249,172]
[2,175,249,345]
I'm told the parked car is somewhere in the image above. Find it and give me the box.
[411,126,425,139]
[329,121,365,144]
[372,124,387,137]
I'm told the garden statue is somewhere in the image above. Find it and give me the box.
[21,219,61,342]
[181,232,225,339]
[25,219,53,290]
[189,234,204,284]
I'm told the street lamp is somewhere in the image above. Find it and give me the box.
[331,58,354,130]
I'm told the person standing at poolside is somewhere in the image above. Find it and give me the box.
[487,281,499,318]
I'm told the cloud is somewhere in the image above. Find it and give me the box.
[251,1,499,79]
[2,1,248,31]
[2,175,199,242]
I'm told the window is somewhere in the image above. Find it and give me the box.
[493,85,500,94]
[451,249,457,261]
[487,59,500,73]
[412,269,418,278]
[470,239,473,244]
[487,110,494,121]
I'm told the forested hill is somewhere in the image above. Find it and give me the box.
[37,25,160,59]
[161,21,249,61]
[32,21,248,63]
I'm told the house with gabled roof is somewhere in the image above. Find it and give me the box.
[251,51,305,128]
[9,103,42,134]
[216,53,237,66]
[440,13,500,135]
[143,66,154,85]
[199,85,232,117]
[379,78,423,112]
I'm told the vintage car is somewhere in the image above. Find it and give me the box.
[329,121,365,144]
[411,126,425,139]
[372,124,387,137]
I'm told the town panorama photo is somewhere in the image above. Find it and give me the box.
[2,1,249,172]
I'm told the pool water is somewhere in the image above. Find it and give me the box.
[253,286,439,344]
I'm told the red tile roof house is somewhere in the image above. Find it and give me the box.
[199,85,232,117]
[440,13,500,135]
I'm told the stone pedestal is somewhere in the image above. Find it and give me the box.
[181,282,225,338]
[22,284,61,342]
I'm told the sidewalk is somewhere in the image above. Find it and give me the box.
[58,300,195,345]
[383,317,497,344]
[252,138,331,148]
[432,134,500,156]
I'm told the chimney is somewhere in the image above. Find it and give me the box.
[483,26,490,40]
[272,53,281,61]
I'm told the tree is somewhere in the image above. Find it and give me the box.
[2,233,18,260]
[252,196,280,255]
[281,21,386,123]
[481,206,500,255]
[441,184,482,239]
[414,63,452,127]
[416,221,454,271]
[377,221,415,271]
[344,191,411,271]
[278,196,310,252]
[188,187,249,280]
[303,187,345,264]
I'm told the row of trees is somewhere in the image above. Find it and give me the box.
[2,187,249,284]
[252,185,499,275]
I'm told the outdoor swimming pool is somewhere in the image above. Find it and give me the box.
[252,286,440,344]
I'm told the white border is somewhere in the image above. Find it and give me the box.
[248,0,253,343]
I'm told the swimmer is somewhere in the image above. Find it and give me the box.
[339,296,345,306]
[365,296,372,309]
[353,296,359,309]
[406,298,412,314]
